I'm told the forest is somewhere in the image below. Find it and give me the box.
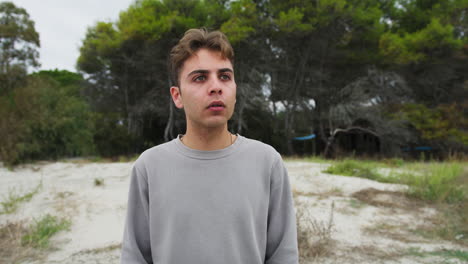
[1,0,467,165]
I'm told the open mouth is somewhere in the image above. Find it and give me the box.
[207,101,225,110]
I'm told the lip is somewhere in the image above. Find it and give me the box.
[207,101,225,111]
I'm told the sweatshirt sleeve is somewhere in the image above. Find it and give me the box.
[265,157,299,264]
[121,165,153,264]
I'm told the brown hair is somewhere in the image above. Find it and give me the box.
[169,28,234,87]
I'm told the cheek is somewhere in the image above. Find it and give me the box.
[230,87,237,100]
[184,95,203,111]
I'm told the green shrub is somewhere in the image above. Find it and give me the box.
[94,178,104,186]
[0,74,96,166]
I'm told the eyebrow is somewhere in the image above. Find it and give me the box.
[219,68,233,73]
[187,68,233,77]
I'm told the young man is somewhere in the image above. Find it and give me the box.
[121,28,298,264]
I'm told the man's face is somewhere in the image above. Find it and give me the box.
[170,48,236,130]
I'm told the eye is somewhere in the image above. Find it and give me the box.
[194,75,207,82]
[219,74,231,81]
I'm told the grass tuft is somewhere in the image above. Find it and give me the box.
[0,181,42,214]
[0,221,41,263]
[296,202,335,261]
[430,249,468,262]
[381,158,405,168]
[94,178,104,186]
[401,163,466,203]
[407,247,468,262]
[21,214,71,248]
[323,159,384,181]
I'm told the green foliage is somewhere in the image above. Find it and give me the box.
[395,103,468,146]
[0,4,98,165]
[379,32,424,63]
[381,158,405,168]
[430,249,468,262]
[324,159,384,181]
[379,0,467,64]
[0,2,40,94]
[275,8,314,33]
[221,0,258,43]
[71,0,468,158]
[21,214,71,248]
[324,159,466,203]
[0,73,95,165]
[380,18,462,63]
[77,22,121,73]
[23,75,95,159]
[409,18,462,53]
[92,112,135,157]
[0,2,40,67]
[118,0,172,41]
[0,181,42,214]
[407,248,468,262]
[33,69,84,87]
[402,163,466,203]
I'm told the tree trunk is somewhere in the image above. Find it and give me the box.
[284,105,295,155]
[323,133,335,158]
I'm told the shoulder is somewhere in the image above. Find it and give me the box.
[238,136,282,164]
[133,139,178,170]
[241,136,278,153]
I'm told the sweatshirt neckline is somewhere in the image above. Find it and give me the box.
[173,134,244,160]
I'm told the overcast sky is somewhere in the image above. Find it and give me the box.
[11,0,135,72]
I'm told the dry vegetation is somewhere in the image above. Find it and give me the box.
[0,221,44,263]
[296,198,335,262]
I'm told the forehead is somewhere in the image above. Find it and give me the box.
[181,49,233,75]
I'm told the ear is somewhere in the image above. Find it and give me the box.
[170,86,184,109]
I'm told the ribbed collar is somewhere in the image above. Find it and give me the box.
[173,134,244,160]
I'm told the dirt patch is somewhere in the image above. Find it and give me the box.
[363,221,429,244]
[344,245,402,262]
[293,187,343,199]
[49,243,121,264]
[352,188,423,210]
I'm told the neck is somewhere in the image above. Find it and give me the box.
[182,123,235,151]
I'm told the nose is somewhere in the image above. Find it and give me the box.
[208,77,222,95]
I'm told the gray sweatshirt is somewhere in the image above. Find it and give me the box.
[121,135,298,264]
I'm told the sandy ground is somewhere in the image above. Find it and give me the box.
[0,160,466,264]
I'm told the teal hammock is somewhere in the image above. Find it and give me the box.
[293,134,316,141]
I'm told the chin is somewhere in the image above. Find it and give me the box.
[188,113,233,129]
[204,119,228,128]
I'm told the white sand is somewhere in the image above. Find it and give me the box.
[1,162,130,263]
[1,161,466,264]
